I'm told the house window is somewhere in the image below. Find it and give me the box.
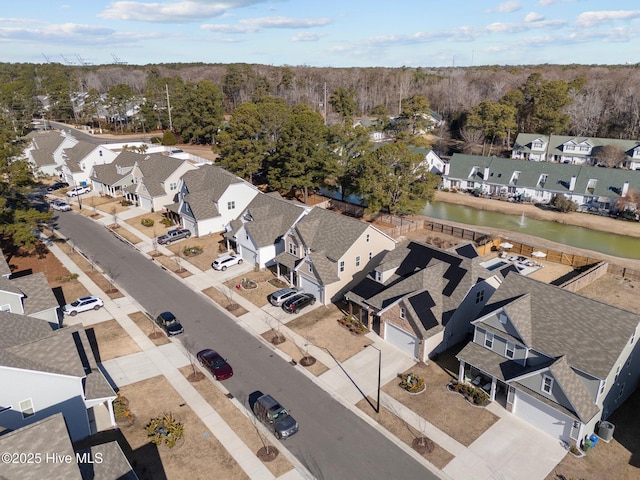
[19,399,34,419]
[400,307,406,319]
[618,383,625,398]
[614,365,621,383]
[505,341,515,359]
[626,353,633,369]
[366,233,370,242]
[227,201,236,210]
[288,243,297,256]
[0,304,10,312]
[375,271,382,282]
[484,331,494,349]
[355,256,361,267]
[169,182,178,190]
[631,333,636,345]
[475,290,485,304]
[308,262,313,273]
[339,261,345,273]
[542,375,554,394]
[368,252,373,260]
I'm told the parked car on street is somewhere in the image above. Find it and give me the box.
[47,181,69,191]
[50,199,72,212]
[281,293,316,314]
[155,311,184,336]
[211,254,243,271]
[269,287,300,307]
[196,349,233,380]
[63,296,104,316]
[252,393,299,439]
[157,228,191,245]
[66,185,91,197]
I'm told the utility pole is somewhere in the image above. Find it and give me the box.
[324,82,327,126]
[165,84,173,131]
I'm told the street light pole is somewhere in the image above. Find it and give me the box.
[365,344,382,414]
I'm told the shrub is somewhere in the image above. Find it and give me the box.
[398,372,425,393]
[162,130,177,146]
[161,218,172,227]
[119,198,133,206]
[551,194,577,213]
[337,315,367,335]
[113,394,133,423]
[141,218,154,227]
[145,412,184,449]
[56,273,79,282]
[183,245,202,256]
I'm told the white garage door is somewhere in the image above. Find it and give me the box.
[514,391,572,442]
[384,323,419,358]
[299,276,322,304]
[240,245,256,264]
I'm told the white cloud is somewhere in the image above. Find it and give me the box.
[525,12,544,22]
[576,10,640,27]
[497,1,521,13]
[538,0,579,5]
[202,16,332,34]
[99,0,267,23]
[292,32,326,42]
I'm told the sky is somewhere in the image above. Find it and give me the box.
[2,0,640,68]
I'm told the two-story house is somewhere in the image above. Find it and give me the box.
[59,140,118,188]
[456,273,640,446]
[513,133,640,170]
[0,312,117,442]
[442,153,640,211]
[24,130,79,177]
[345,241,501,360]
[173,165,260,236]
[90,150,141,198]
[0,272,60,327]
[273,207,396,306]
[130,153,198,212]
[223,192,310,269]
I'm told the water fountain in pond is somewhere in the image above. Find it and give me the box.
[518,212,526,227]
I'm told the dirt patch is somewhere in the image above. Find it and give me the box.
[2,237,91,306]
[165,233,226,272]
[225,270,280,307]
[129,312,170,346]
[577,274,640,315]
[286,304,373,363]
[88,320,141,361]
[259,333,329,376]
[178,366,294,477]
[382,354,499,447]
[202,287,249,317]
[108,225,143,245]
[357,397,454,470]
[116,375,248,480]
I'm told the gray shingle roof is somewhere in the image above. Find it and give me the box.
[242,194,306,248]
[77,441,138,480]
[181,164,243,199]
[91,150,140,186]
[182,190,220,220]
[0,248,10,277]
[0,413,82,480]
[481,273,640,379]
[10,272,59,316]
[294,207,369,262]
[26,130,69,153]
[138,154,187,197]
[62,141,97,172]
[548,356,600,422]
[30,149,56,167]
[514,133,640,160]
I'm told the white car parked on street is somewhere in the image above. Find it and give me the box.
[50,199,72,212]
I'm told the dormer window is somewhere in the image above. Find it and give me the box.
[532,141,544,150]
[542,375,553,394]
[505,341,515,359]
[288,243,297,256]
[510,171,521,185]
[375,271,382,282]
[339,261,345,273]
[586,179,597,194]
[227,201,235,210]
[400,307,406,319]
[537,174,548,188]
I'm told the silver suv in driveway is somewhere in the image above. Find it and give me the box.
[269,287,299,306]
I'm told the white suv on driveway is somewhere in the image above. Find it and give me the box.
[63,295,104,316]
[212,254,243,271]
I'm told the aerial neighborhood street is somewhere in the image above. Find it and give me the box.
[4,5,640,477]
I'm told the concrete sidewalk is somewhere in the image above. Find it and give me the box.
[45,214,567,480]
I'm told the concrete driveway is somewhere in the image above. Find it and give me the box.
[443,413,567,480]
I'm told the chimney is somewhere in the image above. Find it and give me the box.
[622,181,630,197]
[569,175,577,191]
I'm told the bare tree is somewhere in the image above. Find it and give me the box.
[103,264,120,293]
[265,318,285,344]
[181,337,204,381]
[152,228,159,256]
[594,144,627,168]
[110,207,119,228]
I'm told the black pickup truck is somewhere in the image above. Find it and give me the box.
[157,228,192,245]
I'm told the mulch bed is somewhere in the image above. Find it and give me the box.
[256,446,279,462]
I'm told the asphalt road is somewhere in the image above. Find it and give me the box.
[54,212,439,480]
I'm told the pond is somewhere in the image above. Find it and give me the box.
[421,202,640,260]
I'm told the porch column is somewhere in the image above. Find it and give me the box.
[458,360,465,382]
[107,399,116,428]
[276,263,281,278]
[489,379,497,401]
